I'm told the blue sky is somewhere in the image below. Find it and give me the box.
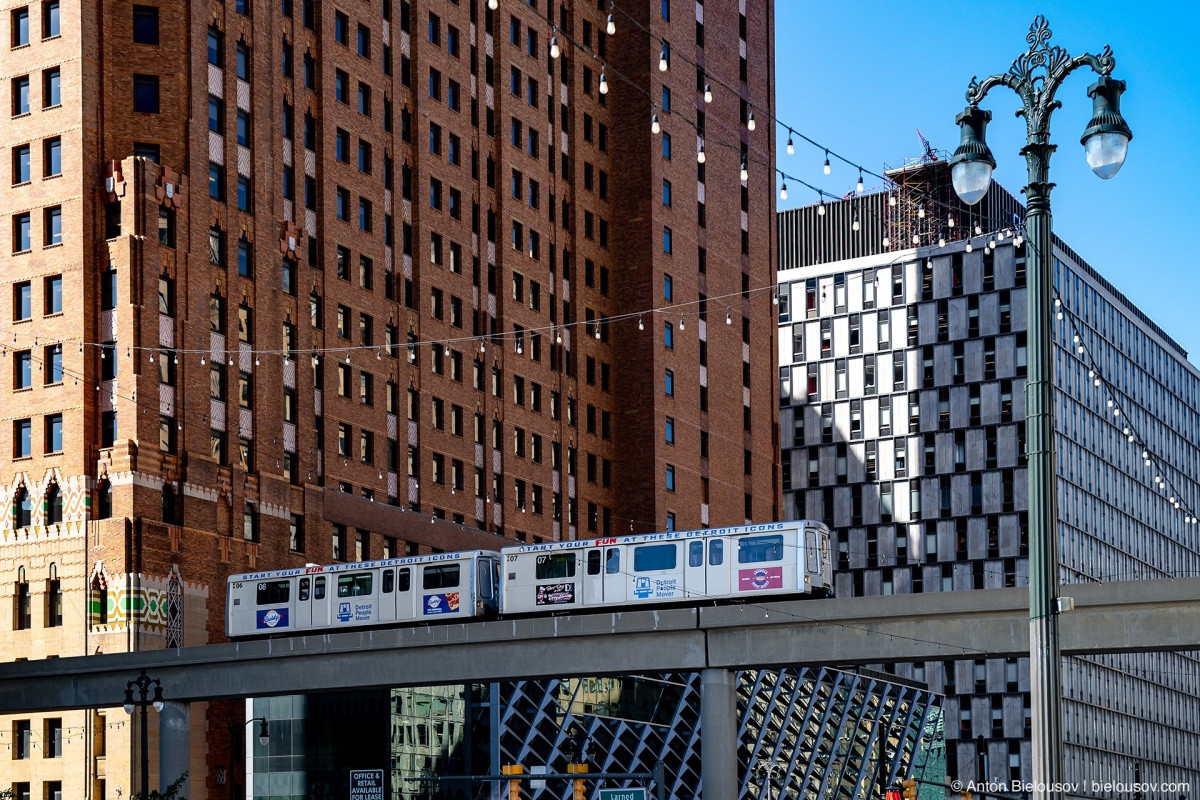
[774,1,1200,361]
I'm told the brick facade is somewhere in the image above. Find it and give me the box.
[1,0,778,796]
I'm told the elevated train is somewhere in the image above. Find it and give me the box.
[226,520,832,638]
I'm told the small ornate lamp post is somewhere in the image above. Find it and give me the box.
[229,716,270,800]
[948,17,1131,800]
[124,670,165,800]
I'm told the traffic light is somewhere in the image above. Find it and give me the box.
[502,764,523,800]
[902,777,918,800]
[568,761,588,800]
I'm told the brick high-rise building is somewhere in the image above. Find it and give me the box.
[1,0,778,796]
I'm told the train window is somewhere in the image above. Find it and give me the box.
[314,576,326,599]
[423,564,460,589]
[606,548,620,574]
[338,573,374,597]
[299,577,311,601]
[688,541,703,568]
[709,540,724,566]
[738,534,784,564]
[633,544,677,572]
[398,568,411,591]
[587,549,602,575]
[256,580,291,605]
[535,553,576,580]
[383,569,394,593]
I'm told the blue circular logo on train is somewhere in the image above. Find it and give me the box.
[752,569,770,589]
[263,609,282,628]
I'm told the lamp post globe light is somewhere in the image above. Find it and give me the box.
[948,16,1131,800]
[124,670,165,800]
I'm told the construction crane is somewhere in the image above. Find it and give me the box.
[916,129,939,163]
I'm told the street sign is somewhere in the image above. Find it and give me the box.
[598,789,647,800]
[350,770,384,800]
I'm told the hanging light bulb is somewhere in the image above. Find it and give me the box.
[938,237,946,247]
[228,355,234,365]
[679,315,685,330]
[852,212,860,232]
[149,352,155,363]
[911,233,920,245]
[725,310,732,325]
[817,196,825,216]
[651,114,660,134]
[598,69,608,95]
[823,150,831,175]
[740,157,748,182]
[556,329,562,344]
[948,215,956,228]
[549,35,560,59]
[747,111,756,131]
[594,324,601,339]
[697,139,705,163]
[704,82,712,103]
[255,355,260,366]
[882,236,891,248]
[772,291,779,306]
[658,42,668,72]
[786,133,794,155]
[856,169,864,193]
[918,207,926,219]
[606,4,615,35]
[200,355,206,365]
[638,316,644,331]
[779,182,788,200]
[965,241,973,253]
[974,225,982,235]
[488,0,497,8]
[444,344,451,356]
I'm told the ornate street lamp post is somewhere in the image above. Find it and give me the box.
[124,670,165,800]
[949,17,1131,800]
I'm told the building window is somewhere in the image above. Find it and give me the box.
[132,5,159,43]
[12,144,30,184]
[14,350,32,389]
[14,418,32,458]
[42,67,60,107]
[44,137,61,177]
[13,212,31,252]
[11,7,29,46]
[44,205,62,245]
[45,414,63,453]
[43,0,59,36]
[133,74,160,113]
[664,368,674,397]
[12,75,30,115]
[235,42,251,80]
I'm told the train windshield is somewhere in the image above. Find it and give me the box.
[337,573,373,597]
[536,553,576,580]
[256,580,290,605]
[738,534,784,564]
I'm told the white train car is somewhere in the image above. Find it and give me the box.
[226,550,501,637]
[500,520,832,615]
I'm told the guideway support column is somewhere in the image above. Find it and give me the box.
[700,668,738,800]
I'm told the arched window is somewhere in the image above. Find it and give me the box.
[45,563,61,628]
[96,479,112,519]
[14,566,30,630]
[14,486,31,528]
[46,483,62,525]
[89,573,107,626]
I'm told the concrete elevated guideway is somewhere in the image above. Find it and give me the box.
[3,577,1199,714]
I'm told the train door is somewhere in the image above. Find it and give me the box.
[474,555,498,616]
[311,576,329,627]
[601,546,626,604]
[296,577,313,628]
[583,549,605,604]
[396,567,414,621]
[683,540,707,599]
[706,537,730,596]
[379,569,397,622]
[628,542,684,603]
